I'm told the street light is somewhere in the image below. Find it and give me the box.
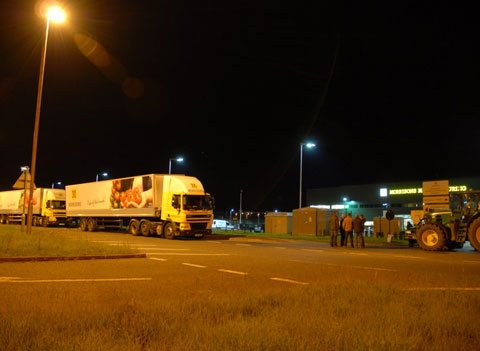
[26,5,67,234]
[96,172,109,182]
[299,142,316,208]
[168,157,184,174]
[51,181,62,189]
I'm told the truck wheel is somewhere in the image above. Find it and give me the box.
[140,220,151,236]
[164,222,175,240]
[41,217,48,227]
[468,218,480,251]
[129,219,140,236]
[79,218,88,231]
[87,218,97,232]
[416,224,446,251]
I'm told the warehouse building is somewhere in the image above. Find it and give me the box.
[305,177,480,228]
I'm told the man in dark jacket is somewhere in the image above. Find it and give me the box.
[342,213,354,248]
[339,213,346,246]
[329,211,339,247]
[353,214,365,248]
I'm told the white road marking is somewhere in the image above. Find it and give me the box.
[0,277,22,281]
[149,257,168,261]
[274,247,286,249]
[270,277,309,286]
[0,278,152,283]
[206,241,222,244]
[463,260,480,264]
[404,287,480,291]
[302,249,324,253]
[218,269,248,276]
[108,244,157,247]
[182,263,207,268]
[347,265,397,272]
[235,243,252,247]
[137,248,190,250]
[147,253,230,256]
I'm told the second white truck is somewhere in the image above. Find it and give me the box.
[66,174,214,239]
[0,188,67,226]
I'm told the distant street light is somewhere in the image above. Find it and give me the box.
[51,181,62,189]
[169,157,184,174]
[27,5,67,234]
[299,142,316,208]
[96,172,109,182]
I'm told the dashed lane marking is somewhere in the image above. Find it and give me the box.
[146,253,230,256]
[347,265,397,272]
[182,263,207,268]
[302,249,324,253]
[347,252,369,256]
[218,269,248,276]
[390,255,424,260]
[206,241,222,244]
[107,243,158,247]
[274,247,287,249]
[0,278,152,283]
[137,248,190,250]
[235,244,252,247]
[270,277,309,285]
[149,258,168,261]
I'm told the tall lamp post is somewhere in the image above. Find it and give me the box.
[299,142,316,208]
[27,6,66,234]
[168,157,184,174]
[96,172,108,182]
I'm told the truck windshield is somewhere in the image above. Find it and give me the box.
[182,195,213,211]
[50,200,66,210]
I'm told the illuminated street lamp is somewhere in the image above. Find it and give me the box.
[27,5,67,234]
[96,172,109,182]
[51,181,62,189]
[299,142,316,208]
[168,157,184,174]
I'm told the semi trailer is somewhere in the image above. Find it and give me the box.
[66,174,214,239]
[0,188,67,226]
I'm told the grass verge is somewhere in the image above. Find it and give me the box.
[1,281,478,351]
[0,225,137,257]
[212,230,408,245]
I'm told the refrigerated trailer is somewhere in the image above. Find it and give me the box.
[0,188,67,226]
[66,174,214,239]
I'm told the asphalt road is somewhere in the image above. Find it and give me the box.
[1,230,479,296]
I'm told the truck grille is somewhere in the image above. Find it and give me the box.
[187,215,211,221]
[190,223,207,230]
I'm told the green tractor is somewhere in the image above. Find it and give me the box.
[406,191,480,251]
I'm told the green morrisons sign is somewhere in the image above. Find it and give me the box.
[381,186,467,196]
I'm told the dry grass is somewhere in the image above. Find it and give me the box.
[1,280,478,351]
[0,225,135,257]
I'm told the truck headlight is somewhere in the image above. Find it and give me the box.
[180,223,191,231]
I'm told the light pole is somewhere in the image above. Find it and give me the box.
[96,172,108,182]
[27,6,66,234]
[239,189,243,227]
[51,181,61,189]
[168,157,184,174]
[299,142,316,208]
[21,166,29,232]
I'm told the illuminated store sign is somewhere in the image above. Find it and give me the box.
[387,185,467,195]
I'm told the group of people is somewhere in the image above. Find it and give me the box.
[329,211,366,248]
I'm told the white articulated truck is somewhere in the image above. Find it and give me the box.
[0,188,67,226]
[66,174,214,239]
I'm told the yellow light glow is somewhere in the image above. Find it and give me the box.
[47,6,66,23]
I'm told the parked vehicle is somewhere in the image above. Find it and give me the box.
[406,190,480,251]
[66,174,214,239]
[0,188,67,226]
[212,219,234,230]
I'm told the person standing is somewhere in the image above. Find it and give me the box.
[354,214,365,248]
[329,211,340,247]
[342,213,354,248]
[339,213,346,246]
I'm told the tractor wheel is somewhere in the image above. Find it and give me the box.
[163,222,175,240]
[79,218,88,231]
[129,219,140,236]
[468,218,480,251]
[140,220,151,237]
[87,218,97,232]
[416,224,446,251]
[41,217,49,227]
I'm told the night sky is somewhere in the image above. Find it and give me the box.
[0,1,478,212]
